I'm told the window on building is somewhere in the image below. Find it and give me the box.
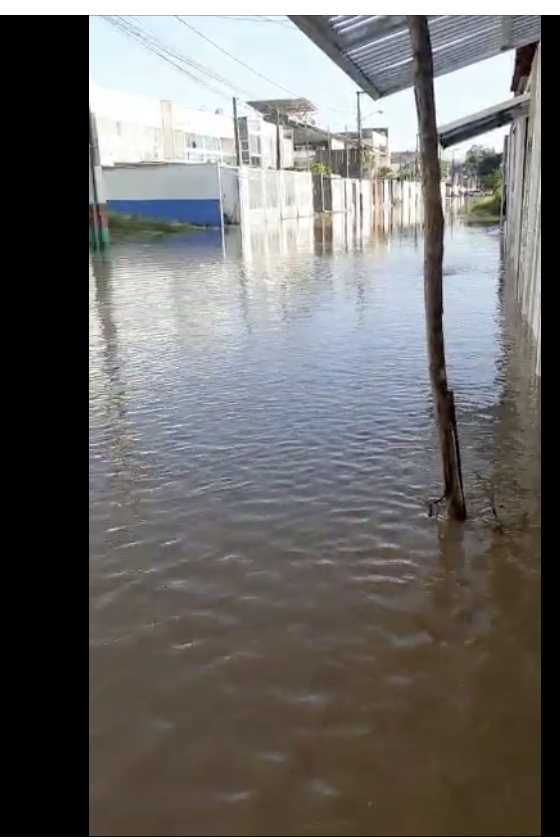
[203,136,220,152]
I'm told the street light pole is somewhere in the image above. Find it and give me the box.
[356,91,364,180]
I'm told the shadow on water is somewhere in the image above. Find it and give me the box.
[89,213,541,837]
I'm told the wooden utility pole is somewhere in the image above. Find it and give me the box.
[406,15,467,521]
[232,97,242,166]
[89,106,110,251]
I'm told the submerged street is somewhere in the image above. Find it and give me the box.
[89,218,541,836]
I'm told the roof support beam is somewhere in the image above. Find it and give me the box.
[289,15,382,99]
[438,93,531,148]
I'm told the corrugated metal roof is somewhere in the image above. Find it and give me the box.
[438,93,531,148]
[289,16,541,100]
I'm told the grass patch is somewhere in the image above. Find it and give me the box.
[108,212,206,238]
[461,192,502,226]
[463,214,501,226]
[467,193,501,219]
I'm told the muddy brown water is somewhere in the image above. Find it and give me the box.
[89,219,541,836]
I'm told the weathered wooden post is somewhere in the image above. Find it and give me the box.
[406,16,467,521]
[89,106,110,251]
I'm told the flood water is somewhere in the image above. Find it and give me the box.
[89,217,541,837]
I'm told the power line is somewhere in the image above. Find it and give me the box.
[198,15,291,26]
[101,15,256,104]
[174,15,301,100]
[101,16,228,99]
[253,16,291,26]
[130,15,256,98]
[172,15,354,116]
[99,14,359,127]
[112,15,254,99]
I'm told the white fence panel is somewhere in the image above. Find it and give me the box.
[239,168,314,227]
[331,177,344,214]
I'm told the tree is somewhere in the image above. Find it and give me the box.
[407,15,467,522]
[398,162,416,180]
[464,145,503,190]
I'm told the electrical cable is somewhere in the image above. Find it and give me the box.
[172,15,356,116]
[101,15,256,103]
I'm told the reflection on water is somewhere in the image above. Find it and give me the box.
[89,217,541,837]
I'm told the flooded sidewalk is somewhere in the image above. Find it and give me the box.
[89,217,541,837]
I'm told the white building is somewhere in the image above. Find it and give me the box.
[89,84,288,170]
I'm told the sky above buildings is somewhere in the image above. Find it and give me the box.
[89,15,514,155]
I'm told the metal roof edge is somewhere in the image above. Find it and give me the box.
[289,15,382,100]
[438,93,531,148]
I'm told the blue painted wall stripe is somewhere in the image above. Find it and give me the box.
[108,198,222,227]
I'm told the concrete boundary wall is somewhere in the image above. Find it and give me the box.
[104,163,223,227]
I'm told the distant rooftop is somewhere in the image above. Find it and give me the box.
[289,16,542,99]
[248,98,317,119]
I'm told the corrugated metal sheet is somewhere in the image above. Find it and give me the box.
[438,93,531,148]
[289,16,541,99]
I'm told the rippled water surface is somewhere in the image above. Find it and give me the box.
[89,219,541,836]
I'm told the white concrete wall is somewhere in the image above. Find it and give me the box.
[104,163,221,201]
[104,163,223,227]
[505,44,541,376]
[219,167,241,225]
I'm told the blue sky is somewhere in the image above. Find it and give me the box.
[89,15,514,154]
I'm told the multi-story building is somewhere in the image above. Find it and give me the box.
[339,127,391,171]
[89,84,291,169]
[236,116,293,170]
[390,150,419,178]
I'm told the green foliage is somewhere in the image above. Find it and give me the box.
[484,169,502,194]
[108,212,204,236]
[464,145,503,189]
[398,162,416,179]
[311,162,329,175]
[468,192,502,221]
[378,166,393,179]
